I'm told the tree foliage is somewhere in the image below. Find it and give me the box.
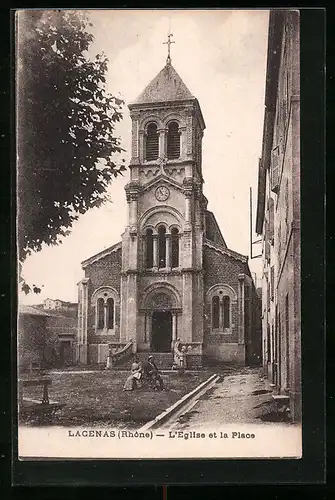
[17,10,126,265]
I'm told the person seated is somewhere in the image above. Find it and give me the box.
[123,356,142,391]
[144,355,164,390]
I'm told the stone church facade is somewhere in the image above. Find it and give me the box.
[77,60,261,368]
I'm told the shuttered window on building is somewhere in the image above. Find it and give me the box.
[268,197,275,244]
[264,220,270,262]
[167,121,180,159]
[271,146,280,193]
[146,123,159,161]
[270,266,275,301]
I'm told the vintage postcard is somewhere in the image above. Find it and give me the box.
[16,8,302,460]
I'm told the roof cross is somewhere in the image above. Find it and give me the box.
[163,32,175,65]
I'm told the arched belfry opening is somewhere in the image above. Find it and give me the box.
[145,122,159,161]
[167,121,180,159]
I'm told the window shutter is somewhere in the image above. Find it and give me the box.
[265,240,270,262]
[268,197,274,244]
[270,266,275,301]
[264,220,270,262]
[270,146,280,193]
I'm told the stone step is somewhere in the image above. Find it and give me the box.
[112,352,173,370]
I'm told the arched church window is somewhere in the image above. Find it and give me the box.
[146,123,159,161]
[223,296,230,328]
[171,227,179,268]
[93,287,119,332]
[146,229,154,268]
[212,296,220,329]
[107,298,114,329]
[158,225,166,268]
[167,121,180,159]
[97,298,104,330]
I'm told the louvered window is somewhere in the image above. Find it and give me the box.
[146,123,159,161]
[167,121,180,159]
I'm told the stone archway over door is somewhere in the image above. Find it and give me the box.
[151,310,172,352]
[141,283,181,352]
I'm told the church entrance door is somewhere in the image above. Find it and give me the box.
[151,311,172,352]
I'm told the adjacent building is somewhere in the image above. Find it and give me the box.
[77,56,261,368]
[256,10,301,421]
[18,305,51,373]
[43,298,77,311]
[18,304,77,371]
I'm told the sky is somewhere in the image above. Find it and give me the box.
[20,9,269,305]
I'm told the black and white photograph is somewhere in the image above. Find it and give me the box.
[16,9,301,459]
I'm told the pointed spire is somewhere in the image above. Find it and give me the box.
[132,63,195,105]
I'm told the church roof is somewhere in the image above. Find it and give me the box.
[81,241,122,269]
[204,238,248,264]
[205,211,227,248]
[132,63,195,105]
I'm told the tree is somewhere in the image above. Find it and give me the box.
[17,10,126,276]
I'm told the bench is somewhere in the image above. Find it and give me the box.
[19,378,65,423]
[272,394,290,415]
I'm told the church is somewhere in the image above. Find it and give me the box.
[76,50,261,369]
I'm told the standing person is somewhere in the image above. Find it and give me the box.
[179,345,187,374]
[147,355,164,390]
[123,356,142,391]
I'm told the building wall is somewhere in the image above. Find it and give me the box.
[259,10,300,421]
[203,245,260,364]
[84,248,122,293]
[79,248,122,364]
[77,64,262,368]
[45,313,77,367]
[17,314,47,372]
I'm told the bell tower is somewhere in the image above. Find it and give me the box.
[120,41,207,359]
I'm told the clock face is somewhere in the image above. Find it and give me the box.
[155,185,170,202]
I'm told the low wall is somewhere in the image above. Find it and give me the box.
[88,344,109,364]
[186,354,202,368]
[204,343,245,364]
[76,344,87,364]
